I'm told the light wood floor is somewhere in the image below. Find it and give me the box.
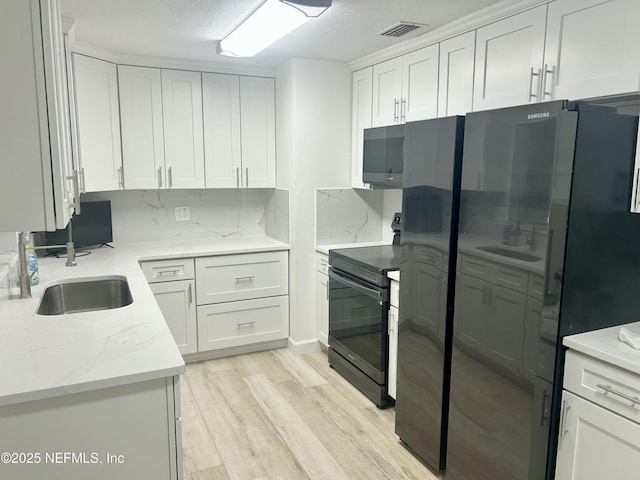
[180,348,443,480]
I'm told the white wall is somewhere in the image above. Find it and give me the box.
[276,58,352,348]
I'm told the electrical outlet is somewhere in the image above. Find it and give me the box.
[174,206,190,222]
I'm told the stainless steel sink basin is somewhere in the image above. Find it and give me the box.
[36,276,133,315]
[476,246,542,262]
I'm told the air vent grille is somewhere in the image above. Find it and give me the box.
[377,22,427,38]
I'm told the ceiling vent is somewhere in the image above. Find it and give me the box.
[377,21,427,38]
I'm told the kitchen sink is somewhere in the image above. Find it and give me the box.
[36,276,133,315]
[476,246,542,263]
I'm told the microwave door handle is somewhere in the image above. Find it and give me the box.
[328,269,385,303]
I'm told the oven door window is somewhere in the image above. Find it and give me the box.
[328,269,388,382]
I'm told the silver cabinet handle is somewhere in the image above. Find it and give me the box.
[236,321,255,328]
[236,167,240,188]
[559,399,571,439]
[245,167,249,188]
[529,67,541,101]
[393,98,399,123]
[597,383,640,407]
[67,169,81,214]
[539,389,549,426]
[188,283,193,305]
[168,166,173,188]
[235,275,255,283]
[156,269,182,277]
[79,168,86,193]
[118,166,124,189]
[542,64,554,100]
[400,98,406,123]
[158,167,163,188]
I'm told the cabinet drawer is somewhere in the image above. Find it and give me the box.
[564,350,640,423]
[196,251,288,305]
[390,280,400,308]
[141,258,195,283]
[316,252,329,274]
[197,296,289,351]
[493,264,528,294]
[461,254,491,280]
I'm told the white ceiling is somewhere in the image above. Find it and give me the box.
[60,0,505,68]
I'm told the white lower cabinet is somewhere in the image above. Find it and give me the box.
[143,251,289,358]
[197,296,289,352]
[315,252,329,347]
[556,350,640,479]
[150,280,197,355]
[0,376,182,480]
[388,279,399,400]
[195,251,289,354]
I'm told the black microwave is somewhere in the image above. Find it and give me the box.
[362,124,404,187]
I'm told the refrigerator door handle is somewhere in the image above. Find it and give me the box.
[544,228,554,297]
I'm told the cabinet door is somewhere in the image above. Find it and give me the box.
[486,285,526,376]
[351,67,373,189]
[438,31,475,117]
[151,280,197,355]
[197,296,289,351]
[118,65,165,189]
[388,304,399,400]
[371,57,403,127]
[316,271,329,347]
[239,76,276,188]
[455,274,487,352]
[555,391,640,480]
[73,54,123,191]
[544,0,640,101]
[473,6,547,111]
[161,69,205,189]
[203,73,242,188]
[401,45,439,122]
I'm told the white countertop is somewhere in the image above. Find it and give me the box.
[563,322,640,375]
[0,236,289,407]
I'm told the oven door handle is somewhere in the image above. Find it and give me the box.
[328,269,387,303]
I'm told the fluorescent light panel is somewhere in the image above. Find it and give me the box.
[218,0,331,58]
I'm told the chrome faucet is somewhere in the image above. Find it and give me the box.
[18,231,76,299]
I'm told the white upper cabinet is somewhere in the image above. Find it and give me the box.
[543,0,640,101]
[372,57,403,127]
[0,0,76,231]
[438,31,476,117]
[402,45,439,122]
[118,65,165,190]
[203,75,275,188]
[239,76,276,188]
[372,45,439,126]
[73,54,123,191]
[473,6,547,111]
[202,73,242,188]
[161,69,205,189]
[350,67,373,189]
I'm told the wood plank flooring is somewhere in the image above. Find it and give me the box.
[181,348,443,480]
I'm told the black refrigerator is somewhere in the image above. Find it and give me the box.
[395,115,465,472]
[445,101,640,480]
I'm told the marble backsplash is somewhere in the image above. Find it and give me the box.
[82,189,290,244]
[316,188,401,245]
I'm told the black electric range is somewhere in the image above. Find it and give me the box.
[327,244,400,408]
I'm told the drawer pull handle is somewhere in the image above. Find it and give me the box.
[156,269,182,277]
[235,276,255,283]
[237,321,255,328]
[596,383,640,407]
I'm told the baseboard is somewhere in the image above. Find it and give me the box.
[182,339,288,363]
[287,337,322,355]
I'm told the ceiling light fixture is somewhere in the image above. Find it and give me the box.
[217,0,332,58]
